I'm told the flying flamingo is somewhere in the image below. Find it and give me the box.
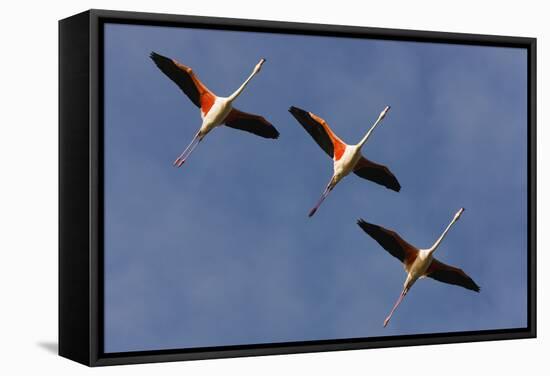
[289,106,400,217]
[150,52,279,167]
[357,208,480,327]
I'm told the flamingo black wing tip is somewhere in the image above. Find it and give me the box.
[393,182,402,192]
[463,277,480,293]
[357,218,373,232]
[270,127,281,139]
[266,132,280,140]
[463,272,480,293]
[149,52,167,66]
[288,106,305,115]
[388,177,401,192]
[260,126,280,139]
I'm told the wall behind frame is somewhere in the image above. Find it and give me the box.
[0,0,547,375]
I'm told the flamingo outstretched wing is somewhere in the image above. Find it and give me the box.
[225,109,279,139]
[289,106,346,160]
[150,52,216,112]
[354,157,401,192]
[426,259,480,292]
[357,220,418,266]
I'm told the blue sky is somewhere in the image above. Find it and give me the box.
[103,23,528,353]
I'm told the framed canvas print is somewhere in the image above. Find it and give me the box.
[59,9,536,366]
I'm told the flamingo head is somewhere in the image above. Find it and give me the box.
[254,58,266,74]
[378,105,391,121]
[454,207,465,221]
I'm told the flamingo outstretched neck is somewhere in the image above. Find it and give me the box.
[358,105,391,148]
[428,207,465,254]
[227,58,266,102]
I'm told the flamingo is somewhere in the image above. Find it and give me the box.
[150,52,279,167]
[289,106,400,217]
[357,208,480,327]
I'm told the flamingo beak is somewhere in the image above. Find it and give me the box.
[378,105,391,121]
[255,58,266,73]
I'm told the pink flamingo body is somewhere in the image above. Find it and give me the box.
[289,106,400,217]
[151,52,279,167]
[357,208,480,327]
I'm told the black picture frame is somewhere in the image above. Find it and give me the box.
[59,9,537,367]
